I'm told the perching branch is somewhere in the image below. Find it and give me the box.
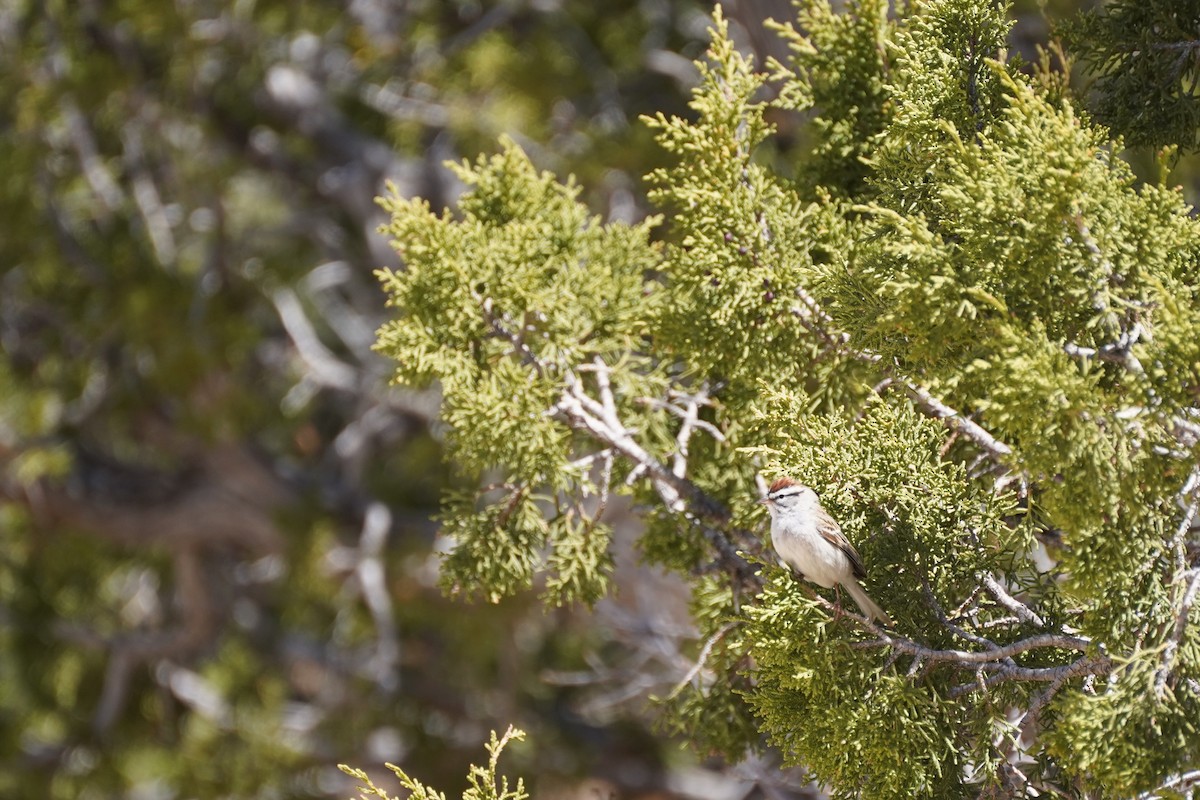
[862,631,1093,666]
[820,593,1105,694]
[947,651,1112,699]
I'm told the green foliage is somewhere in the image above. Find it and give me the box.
[1,1,711,797]
[872,0,1013,211]
[1061,0,1200,152]
[375,139,666,604]
[818,63,1200,643]
[739,400,1029,797]
[770,0,894,196]
[749,397,1028,616]
[749,588,977,798]
[1047,662,1200,796]
[341,726,527,800]
[656,576,759,757]
[644,9,874,408]
[372,0,1200,796]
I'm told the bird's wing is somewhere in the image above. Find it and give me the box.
[819,518,867,581]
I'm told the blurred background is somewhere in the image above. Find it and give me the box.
[0,1,1193,798]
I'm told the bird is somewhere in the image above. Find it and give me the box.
[760,477,893,625]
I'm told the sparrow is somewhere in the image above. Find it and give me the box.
[761,477,893,625]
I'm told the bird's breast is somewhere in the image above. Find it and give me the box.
[771,522,846,589]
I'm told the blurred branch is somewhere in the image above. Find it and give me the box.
[1137,770,1200,800]
[15,445,288,732]
[273,287,360,392]
[667,620,739,699]
[122,126,177,267]
[92,547,217,733]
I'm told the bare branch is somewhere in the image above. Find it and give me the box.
[273,288,359,391]
[1168,466,1200,577]
[353,501,401,691]
[905,383,1013,461]
[1155,567,1200,697]
[788,285,881,363]
[549,362,758,584]
[781,275,1018,477]
[980,574,1047,628]
[638,393,726,443]
[1017,659,1084,742]
[948,653,1112,698]
[922,577,1009,654]
[880,632,1092,665]
[1153,469,1200,696]
[823,595,1092,670]
[62,98,125,213]
[122,127,177,267]
[643,386,722,480]
[801,592,1106,700]
[94,548,219,733]
[1063,324,1146,375]
[667,620,740,699]
[594,448,614,523]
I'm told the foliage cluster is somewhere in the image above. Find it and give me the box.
[341,727,527,800]
[1061,0,1200,153]
[375,1,1200,797]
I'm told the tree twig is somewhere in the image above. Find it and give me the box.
[667,620,740,699]
[549,360,759,584]
[979,573,1047,628]
[1155,567,1200,697]
[482,297,547,377]
[1136,769,1200,800]
[905,383,1013,461]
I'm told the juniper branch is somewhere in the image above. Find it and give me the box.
[815,593,1105,696]
[979,573,1047,628]
[550,360,758,584]
[1155,567,1200,698]
[785,278,1017,467]
[904,383,1013,461]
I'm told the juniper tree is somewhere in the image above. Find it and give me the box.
[374,1,1200,797]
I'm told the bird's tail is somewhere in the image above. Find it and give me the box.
[845,580,893,626]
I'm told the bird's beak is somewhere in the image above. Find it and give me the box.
[757,498,770,505]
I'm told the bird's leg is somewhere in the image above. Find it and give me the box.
[832,585,845,622]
